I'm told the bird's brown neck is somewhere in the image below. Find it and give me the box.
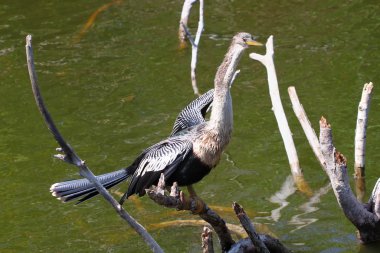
[209,43,245,135]
[193,43,246,167]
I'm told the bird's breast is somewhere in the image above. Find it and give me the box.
[192,129,231,168]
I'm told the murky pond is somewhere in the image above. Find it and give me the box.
[0,0,379,252]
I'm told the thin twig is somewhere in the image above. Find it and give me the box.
[190,0,204,96]
[25,35,163,253]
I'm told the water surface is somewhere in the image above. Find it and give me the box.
[0,0,379,252]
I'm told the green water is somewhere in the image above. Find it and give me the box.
[1,0,379,252]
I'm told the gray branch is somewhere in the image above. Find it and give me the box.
[25,35,163,253]
[354,82,374,202]
[233,202,270,253]
[319,117,380,243]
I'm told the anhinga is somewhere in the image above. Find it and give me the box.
[50,32,261,204]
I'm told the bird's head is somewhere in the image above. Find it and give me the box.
[233,32,262,48]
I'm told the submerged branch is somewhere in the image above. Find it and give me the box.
[25,35,163,253]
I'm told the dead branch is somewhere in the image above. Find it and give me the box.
[319,117,380,243]
[250,36,311,196]
[202,226,214,253]
[179,0,204,96]
[25,35,163,253]
[233,202,270,253]
[178,0,198,45]
[288,87,326,170]
[354,82,374,202]
[290,84,380,243]
[146,174,235,251]
[147,175,292,252]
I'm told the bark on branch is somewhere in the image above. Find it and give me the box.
[233,203,270,253]
[25,35,163,253]
[289,85,380,243]
[319,117,380,243]
[146,174,235,251]
[147,175,292,252]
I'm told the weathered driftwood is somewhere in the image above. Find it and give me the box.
[25,35,163,253]
[202,226,214,253]
[319,117,380,243]
[250,36,311,196]
[179,0,204,96]
[146,174,235,251]
[354,82,374,202]
[290,84,380,243]
[288,87,325,170]
[178,0,198,46]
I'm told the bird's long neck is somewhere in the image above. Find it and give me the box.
[209,43,245,134]
[194,42,246,168]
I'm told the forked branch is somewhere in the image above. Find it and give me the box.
[250,36,311,196]
[146,174,235,251]
[289,85,380,243]
[25,35,163,253]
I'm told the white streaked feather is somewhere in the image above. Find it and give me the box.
[133,137,193,177]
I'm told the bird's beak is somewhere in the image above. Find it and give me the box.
[246,40,263,46]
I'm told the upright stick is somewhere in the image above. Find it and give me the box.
[288,86,325,170]
[354,82,374,201]
[178,0,198,46]
[250,36,310,195]
[190,0,204,96]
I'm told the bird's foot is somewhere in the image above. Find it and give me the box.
[189,195,206,214]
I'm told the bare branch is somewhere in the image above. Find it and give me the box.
[354,82,374,201]
[190,0,204,96]
[180,22,196,47]
[319,117,380,243]
[25,35,163,253]
[249,36,301,177]
[178,0,198,44]
[233,202,270,253]
[250,36,310,195]
[201,226,214,253]
[288,86,326,170]
[147,174,235,251]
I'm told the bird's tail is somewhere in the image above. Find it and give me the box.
[50,168,131,204]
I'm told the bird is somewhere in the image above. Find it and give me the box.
[50,32,262,205]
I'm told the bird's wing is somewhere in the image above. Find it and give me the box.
[170,89,214,136]
[126,137,193,197]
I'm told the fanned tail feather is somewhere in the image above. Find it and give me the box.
[50,168,130,204]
